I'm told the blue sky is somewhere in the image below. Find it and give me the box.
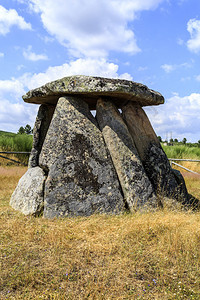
[0,0,200,142]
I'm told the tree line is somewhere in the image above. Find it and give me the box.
[158,136,200,148]
[17,124,33,135]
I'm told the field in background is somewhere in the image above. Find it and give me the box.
[0,131,200,167]
[0,131,32,153]
[162,144,200,160]
[0,166,200,299]
[162,144,200,196]
[0,131,32,165]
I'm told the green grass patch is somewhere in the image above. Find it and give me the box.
[162,144,200,159]
[0,130,16,138]
[0,131,33,165]
[0,134,32,153]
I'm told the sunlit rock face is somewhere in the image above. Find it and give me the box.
[10,76,189,218]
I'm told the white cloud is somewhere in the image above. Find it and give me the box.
[161,64,176,73]
[23,45,48,61]
[0,58,132,132]
[0,79,25,98]
[0,5,32,35]
[138,66,148,71]
[187,18,200,53]
[27,0,164,57]
[0,52,4,58]
[144,93,200,142]
[20,58,133,90]
[161,62,192,73]
[0,79,37,132]
[0,98,38,132]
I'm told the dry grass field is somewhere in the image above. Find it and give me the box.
[0,165,200,299]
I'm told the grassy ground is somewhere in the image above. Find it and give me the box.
[0,166,200,299]
[162,144,200,160]
[0,131,32,166]
[0,131,32,153]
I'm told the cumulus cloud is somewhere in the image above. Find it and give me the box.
[20,58,133,90]
[187,18,200,53]
[0,52,4,58]
[0,79,25,98]
[0,78,37,132]
[23,46,48,61]
[0,77,35,132]
[26,0,164,57]
[0,58,132,132]
[0,57,199,142]
[0,5,31,35]
[0,98,38,132]
[144,93,200,142]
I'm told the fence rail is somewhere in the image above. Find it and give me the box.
[0,151,30,166]
[169,158,200,175]
[169,158,200,162]
[0,152,199,174]
[0,151,31,154]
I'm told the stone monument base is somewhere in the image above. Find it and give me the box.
[10,76,190,218]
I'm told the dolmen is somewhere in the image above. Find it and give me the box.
[10,75,189,218]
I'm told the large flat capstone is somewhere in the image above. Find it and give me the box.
[22,75,164,109]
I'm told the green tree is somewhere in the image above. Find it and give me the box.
[24,124,32,135]
[198,140,200,148]
[182,137,187,144]
[18,126,25,134]
[157,136,162,142]
[174,138,178,143]
[17,124,32,135]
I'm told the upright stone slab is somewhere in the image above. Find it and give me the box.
[122,102,189,201]
[96,98,157,211]
[28,104,55,168]
[10,167,46,215]
[39,96,124,218]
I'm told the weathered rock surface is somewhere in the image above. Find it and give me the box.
[28,104,55,168]
[10,76,191,218]
[22,75,164,109]
[39,96,124,218]
[10,167,46,215]
[122,102,189,202]
[96,98,157,211]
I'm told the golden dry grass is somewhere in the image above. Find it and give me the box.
[0,166,200,299]
[172,161,200,174]
[172,162,200,199]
